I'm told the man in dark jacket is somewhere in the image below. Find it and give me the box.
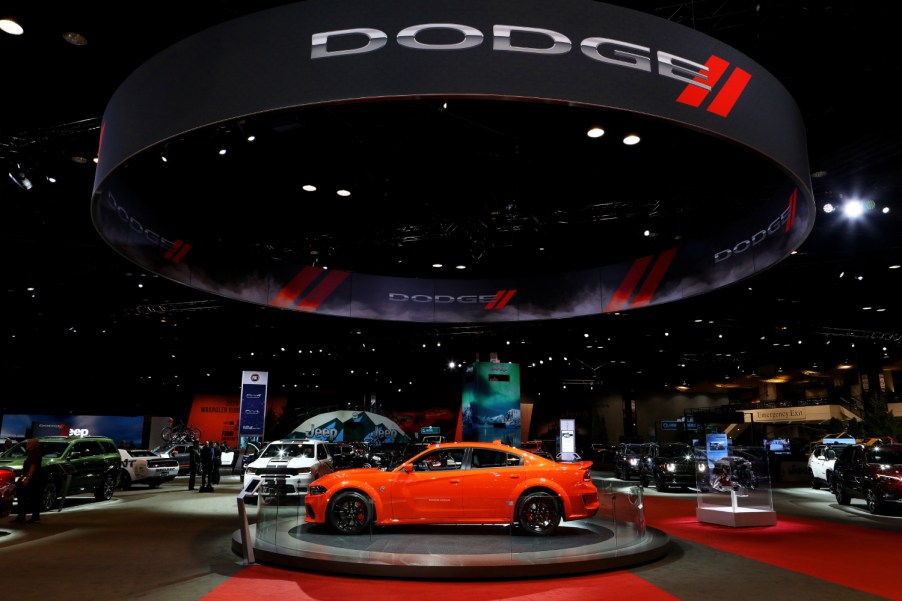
[200,442,215,492]
[14,438,43,523]
[188,440,200,490]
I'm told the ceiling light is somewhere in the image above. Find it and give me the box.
[302,184,316,192]
[842,199,864,218]
[823,203,835,213]
[623,134,641,145]
[247,135,256,142]
[587,126,604,138]
[0,19,23,35]
[337,189,351,197]
[455,265,466,270]
[218,148,227,155]
[432,263,442,268]
[62,31,87,46]
[8,167,32,190]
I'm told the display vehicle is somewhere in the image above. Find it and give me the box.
[833,443,902,514]
[243,438,334,503]
[303,440,599,536]
[0,435,121,512]
[807,443,848,490]
[118,448,180,489]
[638,442,706,491]
[613,443,643,480]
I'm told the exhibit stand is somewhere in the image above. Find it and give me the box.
[232,480,670,580]
[696,445,776,527]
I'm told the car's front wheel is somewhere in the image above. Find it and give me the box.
[40,480,58,512]
[655,472,669,492]
[328,491,372,534]
[119,470,132,490]
[516,491,560,536]
[95,472,116,501]
[866,487,883,514]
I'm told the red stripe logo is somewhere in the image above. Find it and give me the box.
[785,188,797,232]
[163,240,192,264]
[270,267,350,312]
[604,248,677,312]
[485,289,517,310]
[676,55,751,117]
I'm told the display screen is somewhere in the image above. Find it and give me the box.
[764,438,791,454]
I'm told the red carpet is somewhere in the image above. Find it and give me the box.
[203,497,901,600]
[202,565,678,601]
[644,496,902,599]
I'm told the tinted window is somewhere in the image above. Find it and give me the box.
[472,449,521,468]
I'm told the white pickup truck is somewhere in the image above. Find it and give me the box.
[807,443,849,490]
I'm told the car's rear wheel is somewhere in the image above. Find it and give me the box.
[329,491,372,534]
[516,491,560,536]
[866,487,883,514]
[809,470,820,489]
[95,472,115,501]
[119,470,132,490]
[835,483,851,505]
[40,480,58,512]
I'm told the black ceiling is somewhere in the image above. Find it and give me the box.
[2,0,901,418]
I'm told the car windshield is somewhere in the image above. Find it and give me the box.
[261,443,314,459]
[38,441,70,458]
[622,445,641,454]
[658,444,692,458]
[865,448,902,464]
[128,450,156,457]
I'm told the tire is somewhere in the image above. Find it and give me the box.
[809,469,820,490]
[40,480,58,512]
[516,491,561,536]
[328,491,372,534]
[119,470,132,490]
[866,487,883,514]
[614,464,622,479]
[95,472,116,502]
[835,483,851,505]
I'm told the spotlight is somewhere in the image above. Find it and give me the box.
[8,165,33,190]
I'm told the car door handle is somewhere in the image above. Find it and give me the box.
[449,479,460,485]
[509,474,520,479]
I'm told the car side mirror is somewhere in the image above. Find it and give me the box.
[67,451,81,460]
[402,463,413,473]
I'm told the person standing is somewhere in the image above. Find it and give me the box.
[187,440,200,491]
[199,441,215,492]
[210,442,222,486]
[13,438,43,523]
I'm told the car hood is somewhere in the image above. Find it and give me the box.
[249,456,320,469]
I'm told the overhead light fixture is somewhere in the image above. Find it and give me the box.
[62,31,87,46]
[337,189,351,197]
[0,19,23,36]
[302,184,316,192]
[623,134,641,145]
[587,126,604,138]
[8,165,32,190]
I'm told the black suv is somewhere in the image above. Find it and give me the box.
[0,435,121,511]
[833,443,902,514]
[613,443,643,480]
[638,442,703,492]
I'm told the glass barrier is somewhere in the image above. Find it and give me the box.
[695,445,776,527]
[243,464,657,573]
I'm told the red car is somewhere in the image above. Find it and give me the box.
[305,440,599,536]
[0,467,16,517]
[833,443,902,514]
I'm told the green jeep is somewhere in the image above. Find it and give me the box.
[0,435,121,511]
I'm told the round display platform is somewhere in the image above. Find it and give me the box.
[231,516,670,579]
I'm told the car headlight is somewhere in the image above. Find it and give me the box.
[308,485,327,496]
[628,458,638,466]
[289,467,312,475]
[876,474,902,482]
[697,463,707,472]
[245,467,257,475]
[666,463,676,472]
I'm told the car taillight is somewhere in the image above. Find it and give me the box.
[583,468,592,481]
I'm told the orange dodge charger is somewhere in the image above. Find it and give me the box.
[305,440,599,535]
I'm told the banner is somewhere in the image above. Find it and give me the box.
[238,371,268,437]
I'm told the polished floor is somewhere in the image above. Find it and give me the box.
[2,470,901,601]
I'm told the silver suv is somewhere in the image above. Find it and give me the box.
[243,438,334,503]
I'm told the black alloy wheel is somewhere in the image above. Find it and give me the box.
[119,469,132,490]
[865,487,883,514]
[328,491,372,534]
[40,480,58,512]
[516,491,561,536]
[95,472,116,501]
